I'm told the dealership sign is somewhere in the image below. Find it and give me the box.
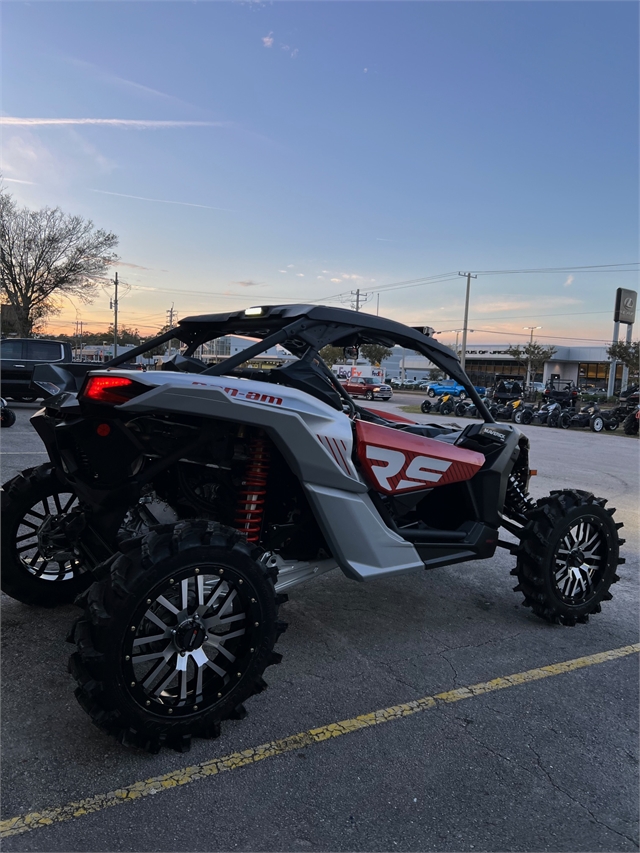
[614,288,637,325]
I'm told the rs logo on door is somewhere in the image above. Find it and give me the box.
[365,445,452,492]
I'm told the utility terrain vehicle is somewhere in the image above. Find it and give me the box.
[1,305,625,753]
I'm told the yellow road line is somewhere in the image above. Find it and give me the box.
[2,643,638,839]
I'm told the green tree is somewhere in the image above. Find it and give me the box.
[318,345,345,367]
[0,184,119,337]
[607,340,639,379]
[360,344,393,366]
[506,342,557,382]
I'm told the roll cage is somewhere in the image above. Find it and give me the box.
[103,304,495,423]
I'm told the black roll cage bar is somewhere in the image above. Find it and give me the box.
[103,306,495,423]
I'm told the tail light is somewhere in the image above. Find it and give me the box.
[81,375,148,405]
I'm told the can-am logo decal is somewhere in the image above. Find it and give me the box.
[190,381,283,406]
[365,445,452,491]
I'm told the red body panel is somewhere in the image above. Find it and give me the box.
[363,407,415,424]
[355,420,484,494]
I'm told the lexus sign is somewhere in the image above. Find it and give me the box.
[614,288,637,325]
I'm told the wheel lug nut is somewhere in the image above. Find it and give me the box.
[146,700,150,706]
[168,709,173,714]
[125,655,130,661]
[217,692,222,698]
[130,681,136,687]
[147,599,152,604]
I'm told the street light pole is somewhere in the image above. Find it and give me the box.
[458,272,477,371]
[523,326,542,390]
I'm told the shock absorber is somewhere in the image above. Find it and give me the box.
[235,433,270,543]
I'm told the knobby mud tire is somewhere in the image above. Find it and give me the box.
[511,489,624,625]
[1,408,16,427]
[69,520,287,753]
[623,412,639,435]
[1,465,91,606]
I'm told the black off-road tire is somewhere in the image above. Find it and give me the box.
[420,400,432,414]
[623,411,639,435]
[520,408,533,425]
[547,410,560,428]
[511,490,624,625]
[455,401,467,417]
[440,401,454,416]
[604,419,618,432]
[1,465,90,606]
[69,520,286,753]
[558,411,572,429]
[1,408,16,427]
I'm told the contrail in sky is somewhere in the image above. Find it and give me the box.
[0,118,225,128]
[90,189,235,212]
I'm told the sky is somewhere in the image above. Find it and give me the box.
[1,1,638,348]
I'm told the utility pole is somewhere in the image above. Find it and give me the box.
[110,272,119,358]
[166,304,175,357]
[523,325,542,390]
[376,294,380,316]
[458,272,477,371]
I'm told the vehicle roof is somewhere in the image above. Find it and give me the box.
[178,304,466,382]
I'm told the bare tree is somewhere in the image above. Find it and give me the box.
[0,185,119,336]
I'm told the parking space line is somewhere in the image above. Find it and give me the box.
[1,643,638,839]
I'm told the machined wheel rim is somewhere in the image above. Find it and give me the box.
[124,567,262,716]
[553,518,607,605]
[15,492,82,581]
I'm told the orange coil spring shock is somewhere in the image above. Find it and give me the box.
[235,435,270,542]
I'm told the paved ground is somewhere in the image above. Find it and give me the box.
[1,400,638,852]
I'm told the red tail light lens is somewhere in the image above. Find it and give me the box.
[82,375,146,405]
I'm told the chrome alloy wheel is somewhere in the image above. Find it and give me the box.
[124,569,260,716]
[553,519,606,604]
[16,492,81,582]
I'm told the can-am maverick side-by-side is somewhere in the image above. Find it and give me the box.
[1,305,625,753]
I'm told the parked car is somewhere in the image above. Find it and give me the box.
[0,338,73,402]
[424,379,486,399]
[341,375,393,401]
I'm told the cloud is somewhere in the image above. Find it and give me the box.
[234,280,261,287]
[364,68,368,73]
[296,273,304,277]
[474,297,581,313]
[564,275,574,287]
[331,278,341,283]
[3,177,36,185]
[90,188,235,211]
[113,261,152,271]
[286,264,294,268]
[278,269,287,273]
[290,49,299,59]
[0,118,226,128]
[262,32,274,48]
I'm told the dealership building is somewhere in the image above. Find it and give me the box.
[381,343,623,390]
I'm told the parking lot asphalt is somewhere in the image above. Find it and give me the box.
[1,401,638,852]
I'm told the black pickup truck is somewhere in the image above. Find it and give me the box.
[0,338,73,402]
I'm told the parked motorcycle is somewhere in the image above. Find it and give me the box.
[420,392,456,416]
[560,404,619,432]
[0,398,16,428]
[520,400,563,427]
